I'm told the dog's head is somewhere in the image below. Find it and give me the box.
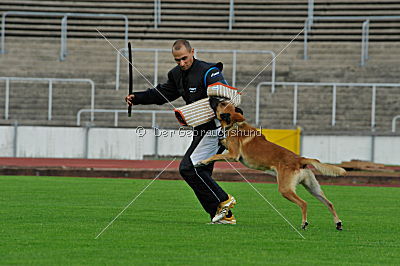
[210,98,245,128]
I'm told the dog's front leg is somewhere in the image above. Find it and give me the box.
[194,153,239,167]
[194,137,240,167]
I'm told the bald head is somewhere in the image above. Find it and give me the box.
[172,39,194,71]
[172,39,192,53]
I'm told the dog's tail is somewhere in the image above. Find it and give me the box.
[301,158,346,177]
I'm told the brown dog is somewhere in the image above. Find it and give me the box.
[197,101,346,230]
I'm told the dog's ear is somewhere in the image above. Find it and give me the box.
[231,112,245,122]
[220,113,231,124]
[234,107,243,115]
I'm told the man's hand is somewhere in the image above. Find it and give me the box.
[125,94,135,106]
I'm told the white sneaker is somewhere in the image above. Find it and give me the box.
[209,214,236,225]
[212,194,236,223]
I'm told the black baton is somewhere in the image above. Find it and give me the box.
[128,42,133,117]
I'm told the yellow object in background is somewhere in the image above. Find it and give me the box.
[260,127,301,155]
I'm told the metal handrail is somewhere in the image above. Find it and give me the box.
[1,11,129,60]
[115,47,276,91]
[1,77,95,121]
[228,0,235,31]
[154,0,161,28]
[303,16,400,65]
[392,115,400,133]
[153,0,233,30]
[76,109,173,127]
[361,20,370,66]
[255,81,400,129]
[60,13,128,61]
[307,0,314,27]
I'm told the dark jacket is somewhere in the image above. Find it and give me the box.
[132,59,227,105]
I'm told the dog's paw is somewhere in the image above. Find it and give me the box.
[336,221,343,231]
[301,221,309,230]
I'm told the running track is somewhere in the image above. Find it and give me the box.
[1,157,399,187]
[0,157,246,169]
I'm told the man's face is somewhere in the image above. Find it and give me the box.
[172,47,194,71]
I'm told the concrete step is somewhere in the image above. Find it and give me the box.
[1,0,399,43]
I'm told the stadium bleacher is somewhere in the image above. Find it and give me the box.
[1,0,400,41]
[0,0,399,132]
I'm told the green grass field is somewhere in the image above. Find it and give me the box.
[1,175,399,265]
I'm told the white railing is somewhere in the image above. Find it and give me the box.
[307,0,314,26]
[153,0,234,30]
[60,13,128,61]
[303,16,400,66]
[76,109,173,127]
[115,47,276,91]
[229,0,235,31]
[392,115,400,133]
[154,0,161,28]
[1,11,129,61]
[1,77,95,121]
[255,81,400,130]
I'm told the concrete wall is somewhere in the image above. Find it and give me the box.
[0,125,150,160]
[0,125,399,165]
[17,126,85,158]
[301,135,400,164]
[302,136,371,164]
[0,126,14,157]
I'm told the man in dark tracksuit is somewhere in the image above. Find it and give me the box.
[125,40,236,224]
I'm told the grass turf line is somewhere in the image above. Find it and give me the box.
[1,175,399,265]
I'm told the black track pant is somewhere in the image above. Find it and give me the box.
[179,121,229,218]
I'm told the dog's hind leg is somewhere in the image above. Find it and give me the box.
[277,170,308,229]
[301,169,342,230]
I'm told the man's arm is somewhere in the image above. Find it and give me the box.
[125,71,180,106]
[204,63,228,87]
